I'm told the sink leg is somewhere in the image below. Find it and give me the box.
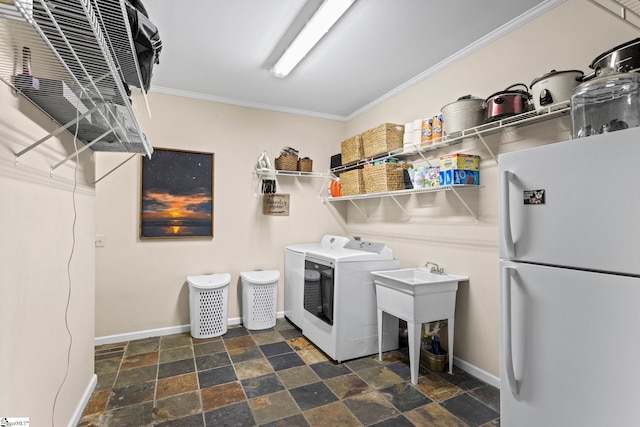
[448,317,454,374]
[377,308,383,362]
[408,321,421,385]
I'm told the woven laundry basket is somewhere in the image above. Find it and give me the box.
[340,169,365,196]
[362,123,404,158]
[275,154,298,171]
[341,134,363,165]
[363,163,405,194]
[297,158,313,172]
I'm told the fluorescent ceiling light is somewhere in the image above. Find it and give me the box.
[271,0,355,78]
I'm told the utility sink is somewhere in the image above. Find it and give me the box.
[372,268,468,296]
[372,268,469,383]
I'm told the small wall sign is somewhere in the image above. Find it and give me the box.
[263,194,290,216]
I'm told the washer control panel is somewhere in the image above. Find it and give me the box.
[344,240,386,254]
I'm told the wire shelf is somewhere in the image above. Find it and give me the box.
[0,0,152,156]
[332,102,571,173]
[255,168,332,179]
[326,184,481,202]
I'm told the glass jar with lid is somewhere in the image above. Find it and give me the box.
[571,71,640,138]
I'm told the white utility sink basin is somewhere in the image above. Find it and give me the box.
[372,268,469,384]
[372,268,468,295]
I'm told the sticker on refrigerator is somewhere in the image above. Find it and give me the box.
[523,189,545,205]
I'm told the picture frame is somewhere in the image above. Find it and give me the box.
[140,148,214,239]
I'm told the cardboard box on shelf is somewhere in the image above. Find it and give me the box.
[439,153,480,171]
[439,169,479,186]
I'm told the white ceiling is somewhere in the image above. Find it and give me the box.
[144,0,557,120]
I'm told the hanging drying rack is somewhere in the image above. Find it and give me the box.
[0,0,153,178]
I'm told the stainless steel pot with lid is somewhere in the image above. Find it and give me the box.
[530,69,584,110]
[440,95,486,136]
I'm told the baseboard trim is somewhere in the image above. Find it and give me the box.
[94,312,286,346]
[95,325,191,346]
[453,356,500,389]
[68,374,97,427]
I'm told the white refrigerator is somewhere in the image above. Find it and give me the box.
[499,126,640,426]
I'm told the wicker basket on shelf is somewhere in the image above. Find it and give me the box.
[363,163,405,194]
[297,158,313,172]
[362,123,404,158]
[275,154,298,171]
[341,134,363,165]
[340,169,365,196]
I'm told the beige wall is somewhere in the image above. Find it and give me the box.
[94,93,346,337]
[343,0,639,378]
[93,0,639,382]
[0,84,95,424]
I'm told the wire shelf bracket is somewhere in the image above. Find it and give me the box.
[14,103,101,163]
[93,153,137,184]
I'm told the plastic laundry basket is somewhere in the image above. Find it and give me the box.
[240,270,279,330]
[187,273,231,339]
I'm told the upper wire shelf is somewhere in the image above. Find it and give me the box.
[0,0,152,157]
[331,101,571,173]
[255,168,332,179]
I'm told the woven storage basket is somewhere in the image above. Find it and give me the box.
[297,158,313,172]
[340,169,365,196]
[362,123,405,158]
[363,163,405,194]
[341,134,363,165]
[275,154,298,171]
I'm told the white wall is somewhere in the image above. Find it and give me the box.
[343,0,639,377]
[0,84,95,424]
[94,93,345,337]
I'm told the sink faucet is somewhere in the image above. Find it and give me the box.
[425,261,445,274]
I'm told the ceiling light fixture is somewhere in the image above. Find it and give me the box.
[271,0,356,78]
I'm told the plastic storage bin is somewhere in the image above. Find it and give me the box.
[187,273,231,339]
[240,270,280,330]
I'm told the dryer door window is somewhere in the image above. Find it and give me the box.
[303,259,334,325]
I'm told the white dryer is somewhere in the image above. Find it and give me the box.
[302,240,400,362]
[284,235,349,329]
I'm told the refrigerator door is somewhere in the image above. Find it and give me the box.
[499,126,640,276]
[500,261,640,426]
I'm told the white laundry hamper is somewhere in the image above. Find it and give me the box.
[240,270,279,330]
[187,273,231,339]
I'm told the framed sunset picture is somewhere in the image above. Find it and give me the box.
[140,148,214,239]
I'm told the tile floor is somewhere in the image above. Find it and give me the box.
[78,318,500,426]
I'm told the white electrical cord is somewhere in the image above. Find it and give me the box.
[51,97,81,427]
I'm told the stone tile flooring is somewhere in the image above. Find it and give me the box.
[78,318,500,426]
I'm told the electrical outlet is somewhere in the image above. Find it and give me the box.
[95,234,105,247]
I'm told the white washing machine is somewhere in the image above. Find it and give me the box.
[302,240,400,362]
[284,235,349,329]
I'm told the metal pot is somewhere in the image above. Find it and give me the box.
[440,95,486,136]
[530,69,583,110]
[590,38,640,76]
[485,83,532,122]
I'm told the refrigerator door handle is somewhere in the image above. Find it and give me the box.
[501,170,515,258]
[502,264,520,396]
